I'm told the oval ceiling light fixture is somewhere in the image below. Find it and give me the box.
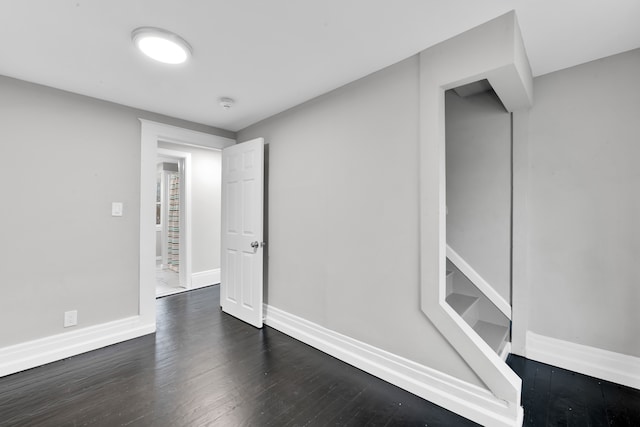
[131,27,192,64]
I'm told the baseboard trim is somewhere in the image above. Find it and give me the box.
[500,342,512,362]
[265,304,522,427]
[526,331,640,390]
[191,268,220,288]
[0,316,155,378]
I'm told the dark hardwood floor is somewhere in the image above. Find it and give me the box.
[0,285,638,426]
[0,286,477,426]
[507,354,640,426]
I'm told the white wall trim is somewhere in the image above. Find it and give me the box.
[139,119,235,150]
[0,316,154,378]
[265,304,523,427]
[192,268,221,288]
[510,110,531,357]
[526,331,640,390]
[447,245,511,320]
[419,12,531,407]
[500,342,512,362]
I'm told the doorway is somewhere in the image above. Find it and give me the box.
[154,142,228,298]
[155,153,185,297]
[444,81,513,356]
[139,119,236,328]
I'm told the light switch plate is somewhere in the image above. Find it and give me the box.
[112,202,123,217]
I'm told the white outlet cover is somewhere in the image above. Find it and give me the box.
[112,202,123,217]
[64,310,78,327]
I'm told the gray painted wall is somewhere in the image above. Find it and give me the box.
[0,75,231,347]
[445,90,511,302]
[525,48,640,357]
[238,56,484,387]
[158,142,222,273]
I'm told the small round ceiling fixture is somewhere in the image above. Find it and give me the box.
[219,97,235,110]
[131,27,192,64]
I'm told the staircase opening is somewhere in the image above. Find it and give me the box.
[444,81,513,358]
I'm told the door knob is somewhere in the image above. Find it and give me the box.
[251,241,259,249]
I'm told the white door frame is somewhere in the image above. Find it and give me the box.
[157,148,192,289]
[139,119,235,329]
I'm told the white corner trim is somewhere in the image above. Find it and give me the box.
[447,245,511,320]
[526,331,640,390]
[265,304,523,427]
[500,342,512,362]
[0,316,155,378]
[191,268,221,288]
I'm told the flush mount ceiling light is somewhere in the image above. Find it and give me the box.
[131,27,192,64]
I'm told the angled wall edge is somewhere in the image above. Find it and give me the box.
[418,10,532,421]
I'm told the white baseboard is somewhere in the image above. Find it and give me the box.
[191,268,220,288]
[526,331,640,390]
[265,304,522,427]
[0,316,155,378]
[500,342,512,362]
[191,268,220,289]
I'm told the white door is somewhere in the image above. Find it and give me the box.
[220,138,265,328]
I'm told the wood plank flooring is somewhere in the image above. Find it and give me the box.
[507,354,640,426]
[0,286,477,426]
[0,285,638,426]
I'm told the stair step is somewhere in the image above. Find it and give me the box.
[473,320,509,354]
[446,293,478,317]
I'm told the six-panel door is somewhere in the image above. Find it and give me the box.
[220,138,264,328]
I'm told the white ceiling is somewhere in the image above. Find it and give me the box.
[1,1,639,132]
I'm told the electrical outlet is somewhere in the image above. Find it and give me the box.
[111,202,123,217]
[64,310,78,328]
